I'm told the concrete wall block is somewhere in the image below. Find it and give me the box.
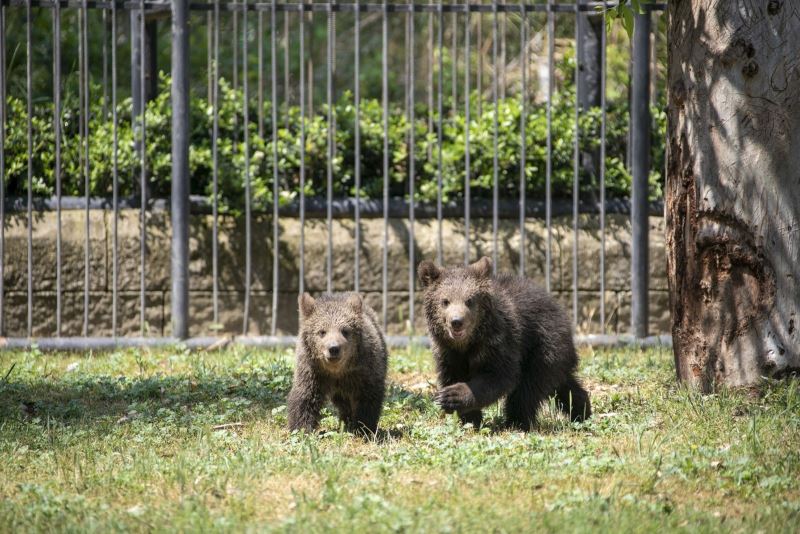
[113,211,170,291]
[2,291,164,337]
[3,211,106,292]
[165,290,301,337]
[3,209,670,336]
[617,290,672,336]
[550,290,628,335]
[189,215,277,292]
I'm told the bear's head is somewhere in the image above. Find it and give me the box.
[417,256,493,348]
[298,292,364,372]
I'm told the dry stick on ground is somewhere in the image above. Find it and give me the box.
[2,363,16,382]
[212,422,245,431]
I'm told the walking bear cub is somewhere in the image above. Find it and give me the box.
[287,292,388,435]
[418,256,591,430]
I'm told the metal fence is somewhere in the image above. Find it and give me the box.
[0,0,668,349]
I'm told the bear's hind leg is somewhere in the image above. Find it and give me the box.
[332,394,355,430]
[504,382,543,431]
[458,410,483,428]
[348,390,383,436]
[555,376,592,422]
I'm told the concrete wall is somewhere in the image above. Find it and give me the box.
[0,210,669,337]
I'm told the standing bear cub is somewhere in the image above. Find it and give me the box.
[418,257,591,430]
[287,292,388,435]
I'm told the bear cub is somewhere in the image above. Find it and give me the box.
[287,292,388,435]
[418,256,591,430]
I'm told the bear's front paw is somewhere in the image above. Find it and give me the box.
[434,383,475,412]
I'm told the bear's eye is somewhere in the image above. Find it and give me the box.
[442,299,450,307]
[465,298,473,307]
[341,328,350,339]
[318,330,326,337]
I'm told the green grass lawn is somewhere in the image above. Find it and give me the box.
[0,344,798,533]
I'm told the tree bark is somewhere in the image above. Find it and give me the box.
[667,0,800,391]
[578,5,604,199]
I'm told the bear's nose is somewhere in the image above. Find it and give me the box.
[450,318,464,330]
[327,345,341,359]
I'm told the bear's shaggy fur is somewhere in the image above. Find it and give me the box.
[287,292,388,435]
[418,257,591,430]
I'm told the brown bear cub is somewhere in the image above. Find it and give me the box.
[418,256,591,430]
[287,292,388,435]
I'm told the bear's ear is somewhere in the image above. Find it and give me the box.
[298,292,316,318]
[418,260,442,289]
[469,256,492,280]
[346,293,363,314]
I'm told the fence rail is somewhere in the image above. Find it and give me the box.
[0,195,666,217]
[0,0,666,349]
[3,1,666,12]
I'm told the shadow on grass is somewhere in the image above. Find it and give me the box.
[384,383,592,437]
[0,365,435,433]
[0,369,293,425]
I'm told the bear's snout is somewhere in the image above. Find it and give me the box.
[444,304,471,341]
[320,331,349,364]
[327,344,341,360]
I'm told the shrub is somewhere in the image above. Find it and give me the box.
[2,72,665,211]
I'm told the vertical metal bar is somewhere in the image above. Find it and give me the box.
[232,4,238,140]
[212,0,220,327]
[139,0,147,335]
[476,0,482,117]
[299,0,306,297]
[54,2,62,336]
[0,2,4,335]
[405,12,410,157]
[451,4,456,112]
[172,0,190,339]
[326,0,334,294]
[284,8,290,124]
[83,0,91,337]
[145,15,157,102]
[427,0,433,159]
[408,7,416,332]
[518,0,526,276]
[545,0,553,293]
[381,0,388,327]
[572,2,581,329]
[270,0,279,335]
[258,9,264,138]
[207,2,212,102]
[354,0,361,292]
[599,1,606,332]
[650,11,658,105]
[111,0,119,337]
[463,2,470,265]
[26,0,33,337]
[626,47,632,173]
[491,1,498,274]
[306,4,313,117]
[631,9,651,338]
[500,0,505,99]
[103,9,108,118]
[436,1,443,265]
[243,0,252,334]
[131,5,142,134]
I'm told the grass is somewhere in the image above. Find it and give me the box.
[0,344,798,533]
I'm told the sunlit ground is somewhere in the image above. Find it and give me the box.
[0,344,798,532]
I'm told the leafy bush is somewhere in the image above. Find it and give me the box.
[3,73,665,211]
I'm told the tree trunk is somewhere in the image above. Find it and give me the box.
[577,4,604,201]
[666,0,800,391]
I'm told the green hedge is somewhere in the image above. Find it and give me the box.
[3,73,666,212]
